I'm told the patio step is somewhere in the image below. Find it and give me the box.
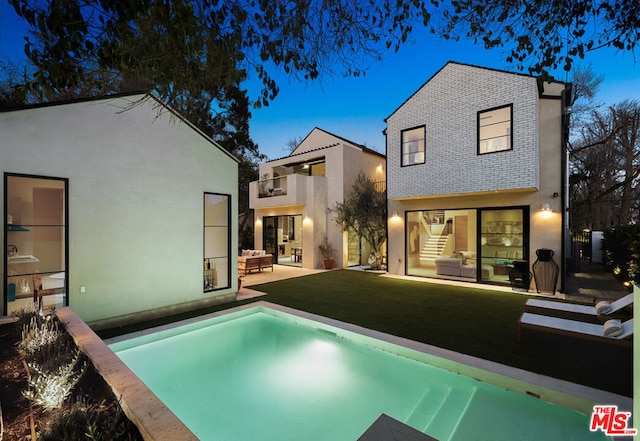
[406,386,477,440]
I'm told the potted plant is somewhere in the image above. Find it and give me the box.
[318,235,336,269]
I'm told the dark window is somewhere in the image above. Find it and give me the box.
[401,126,425,166]
[478,104,513,154]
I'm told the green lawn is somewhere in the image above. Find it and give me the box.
[99,270,632,396]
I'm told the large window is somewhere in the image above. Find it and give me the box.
[401,126,425,166]
[478,104,512,154]
[204,193,230,292]
[479,207,527,283]
[405,207,528,287]
[5,174,68,315]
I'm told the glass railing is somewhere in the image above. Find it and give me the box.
[257,176,288,198]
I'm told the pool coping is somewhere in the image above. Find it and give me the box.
[57,307,198,441]
[62,302,631,440]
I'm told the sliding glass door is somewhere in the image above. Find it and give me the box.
[479,207,528,284]
[405,206,529,286]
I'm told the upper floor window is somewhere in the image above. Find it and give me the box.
[478,104,512,154]
[401,126,425,166]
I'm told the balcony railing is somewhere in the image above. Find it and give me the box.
[255,176,385,199]
[257,176,288,198]
[374,181,386,192]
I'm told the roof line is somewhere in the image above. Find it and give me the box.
[288,127,385,160]
[0,91,239,164]
[384,61,568,121]
[0,90,149,113]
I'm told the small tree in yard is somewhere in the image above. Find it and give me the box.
[332,173,386,270]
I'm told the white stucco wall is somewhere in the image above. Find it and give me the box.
[253,128,386,269]
[1,94,238,326]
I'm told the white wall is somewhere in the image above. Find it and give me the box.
[1,94,238,326]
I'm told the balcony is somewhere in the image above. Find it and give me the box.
[249,174,310,209]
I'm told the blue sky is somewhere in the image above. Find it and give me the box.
[2,2,639,160]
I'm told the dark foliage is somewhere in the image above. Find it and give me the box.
[602,224,640,283]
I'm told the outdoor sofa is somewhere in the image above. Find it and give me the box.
[238,250,274,276]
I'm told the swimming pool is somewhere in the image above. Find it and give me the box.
[108,303,611,441]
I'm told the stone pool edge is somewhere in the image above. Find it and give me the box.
[56,307,198,441]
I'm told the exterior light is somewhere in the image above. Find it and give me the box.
[303,163,309,169]
[540,203,552,212]
[377,163,383,172]
[391,212,399,220]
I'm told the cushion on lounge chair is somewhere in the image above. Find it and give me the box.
[517,312,633,347]
[596,300,612,315]
[524,293,634,321]
[603,319,623,337]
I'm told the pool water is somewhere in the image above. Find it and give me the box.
[109,308,608,441]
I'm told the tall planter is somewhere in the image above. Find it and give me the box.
[533,248,559,295]
[318,235,336,270]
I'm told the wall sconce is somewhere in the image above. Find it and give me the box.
[540,203,552,212]
[302,163,309,169]
[391,212,399,220]
[377,163,383,172]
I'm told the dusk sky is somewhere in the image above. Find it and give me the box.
[2,2,639,160]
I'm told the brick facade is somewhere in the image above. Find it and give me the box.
[386,62,541,199]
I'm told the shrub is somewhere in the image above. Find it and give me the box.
[602,224,640,284]
[40,398,143,441]
[18,314,61,356]
[23,350,86,411]
[12,302,47,332]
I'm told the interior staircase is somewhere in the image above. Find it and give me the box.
[419,235,448,262]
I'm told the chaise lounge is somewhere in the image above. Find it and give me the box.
[517,312,633,347]
[524,293,633,322]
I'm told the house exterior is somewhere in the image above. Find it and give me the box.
[1,92,238,328]
[250,127,386,269]
[386,62,570,292]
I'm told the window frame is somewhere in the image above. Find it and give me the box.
[400,125,426,167]
[477,104,513,155]
[203,192,231,292]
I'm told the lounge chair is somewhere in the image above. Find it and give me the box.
[517,312,633,347]
[524,293,633,322]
